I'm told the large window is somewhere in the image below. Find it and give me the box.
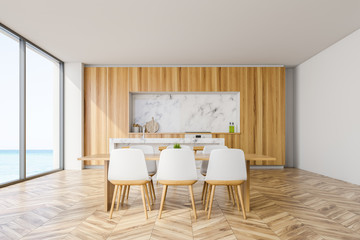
[26,45,60,177]
[0,30,20,184]
[0,24,63,186]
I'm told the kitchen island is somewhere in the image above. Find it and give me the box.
[109,138,225,153]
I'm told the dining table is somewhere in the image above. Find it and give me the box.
[78,152,276,212]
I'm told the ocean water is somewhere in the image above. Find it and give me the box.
[0,150,54,184]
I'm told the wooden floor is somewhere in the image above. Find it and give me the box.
[1,169,360,240]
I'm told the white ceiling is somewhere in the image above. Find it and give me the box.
[1,0,360,66]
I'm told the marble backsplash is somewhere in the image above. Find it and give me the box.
[131,93,240,133]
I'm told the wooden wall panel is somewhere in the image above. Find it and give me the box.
[107,68,129,143]
[239,68,256,155]
[84,67,108,165]
[180,67,202,91]
[162,67,181,91]
[220,67,256,156]
[129,67,141,91]
[129,67,180,92]
[84,66,286,166]
[219,67,284,165]
[213,134,241,149]
[180,67,220,91]
[259,67,286,165]
[203,67,221,91]
[220,67,242,91]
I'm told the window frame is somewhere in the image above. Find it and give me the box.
[0,23,64,187]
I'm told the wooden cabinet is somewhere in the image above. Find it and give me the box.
[107,67,129,139]
[129,67,180,92]
[84,67,108,165]
[257,67,286,166]
[84,66,286,166]
[180,67,220,91]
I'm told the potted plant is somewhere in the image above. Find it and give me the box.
[173,143,181,149]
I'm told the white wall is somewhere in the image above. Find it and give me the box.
[294,29,360,185]
[64,62,84,170]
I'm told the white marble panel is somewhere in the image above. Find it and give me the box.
[131,93,240,132]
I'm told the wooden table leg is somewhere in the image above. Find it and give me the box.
[104,160,114,211]
[244,161,250,212]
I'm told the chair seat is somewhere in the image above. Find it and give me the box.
[110,179,150,185]
[206,180,245,185]
[158,180,197,185]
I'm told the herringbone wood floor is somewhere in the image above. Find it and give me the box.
[1,168,360,240]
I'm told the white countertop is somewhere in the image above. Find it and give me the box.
[109,138,224,152]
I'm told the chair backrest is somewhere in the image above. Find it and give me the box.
[157,149,197,181]
[201,145,228,173]
[166,145,191,150]
[108,149,149,181]
[205,149,247,181]
[203,145,228,154]
[129,145,156,173]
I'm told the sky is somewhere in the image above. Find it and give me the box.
[0,29,59,150]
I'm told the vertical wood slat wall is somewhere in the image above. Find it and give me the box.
[84,67,285,166]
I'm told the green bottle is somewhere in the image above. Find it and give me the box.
[229,122,232,133]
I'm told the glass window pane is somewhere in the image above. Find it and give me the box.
[0,29,20,184]
[26,44,60,177]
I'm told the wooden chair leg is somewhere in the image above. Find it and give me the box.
[126,185,130,199]
[201,181,206,200]
[146,182,154,205]
[237,184,247,220]
[116,185,123,211]
[208,185,216,219]
[203,182,208,205]
[205,184,212,211]
[164,184,168,200]
[121,185,127,205]
[147,182,154,205]
[151,179,156,200]
[189,185,197,220]
[234,185,240,211]
[144,184,152,211]
[227,185,231,200]
[158,185,167,219]
[109,185,119,219]
[140,185,148,219]
[230,186,235,206]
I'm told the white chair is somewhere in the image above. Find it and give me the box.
[157,149,198,219]
[166,145,191,150]
[205,149,247,220]
[108,149,151,219]
[201,145,231,205]
[129,145,156,203]
[200,145,228,176]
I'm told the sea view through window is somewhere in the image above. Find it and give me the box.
[0,24,63,185]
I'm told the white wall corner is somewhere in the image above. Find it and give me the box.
[64,62,84,170]
[294,29,360,185]
[285,68,295,167]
